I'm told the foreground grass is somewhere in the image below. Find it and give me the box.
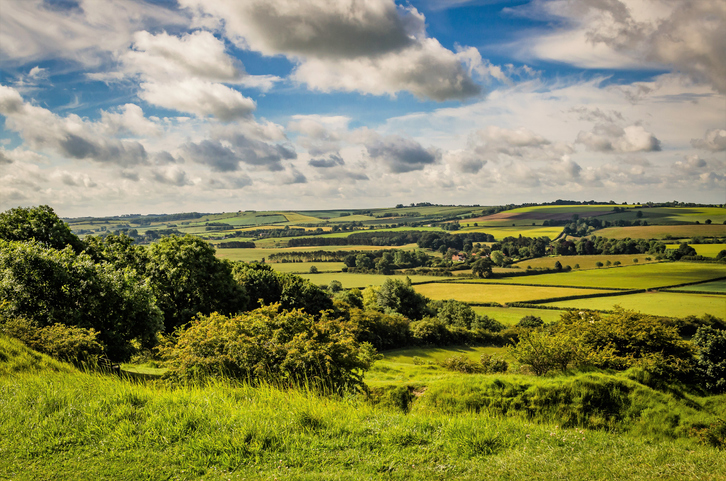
[2,337,725,480]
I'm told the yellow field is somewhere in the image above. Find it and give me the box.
[413,283,612,305]
[544,292,725,318]
[279,212,326,224]
[594,224,726,240]
[457,225,564,240]
[470,306,565,325]
[692,244,726,257]
[268,262,346,273]
[514,255,659,270]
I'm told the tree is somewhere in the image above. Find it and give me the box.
[376,278,429,320]
[309,265,319,274]
[490,250,505,267]
[705,219,712,225]
[471,258,493,278]
[554,260,562,271]
[437,299,477,329]
[147,235,248,332]
[596,261,604,268]
[0,240,162,360]
[0,205,84,252]
[692,326,726,393]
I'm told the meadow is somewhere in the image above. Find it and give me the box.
[215,244,421,263]
[413,283,613,305]
[671,279,726,293]
[298,272,437,288]
[543,292,725,318]
[513,254,658,270]
[593,224,726,240]
[692,244,726,257]
[266,262,347,274]
[457,225,564,239]
[470,306,566,325]
[455,262,726,290]
[2,336,726,481]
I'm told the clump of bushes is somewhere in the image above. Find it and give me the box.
[440,355,483,373]
[480,353,508,373]
[160,304,371,392]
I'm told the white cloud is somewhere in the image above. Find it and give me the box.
[576,124,661,153]
[365,134,441,173]
[0,0,187,66]
[179,0,485,101]
[139,79,256,122]
[100,103,161,137]
[514,0,726,92]
[691,129,726,152]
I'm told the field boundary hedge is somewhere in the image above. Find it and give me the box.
[504,289,644,306]
[436,279,627,291]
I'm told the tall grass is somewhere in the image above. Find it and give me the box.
[1,367,725,480]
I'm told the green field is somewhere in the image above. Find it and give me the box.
[299,272,437,288]
[215,244,421,263]
[414,283,612,305]
[457,225,564,240]
[514,254,658,270]
[470,306,566,325]
[457,262,726,290]
[594,224,726,240]
[670,279,726,293]
[692,244,726,257]
[543,292,725,318]
[268,262,346,273]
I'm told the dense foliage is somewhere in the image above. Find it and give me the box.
[0,205,84,252]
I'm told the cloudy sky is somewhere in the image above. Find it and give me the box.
[1,0,724,216]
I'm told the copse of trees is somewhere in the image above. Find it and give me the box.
[0,205,84,252]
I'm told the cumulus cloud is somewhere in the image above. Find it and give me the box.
[139,79,256,121]
[151,166,192,186]
[0,84,150,166]
[206,175,253,190]
[691,129,726,152]
[0,0,187,66]
[55,170,97,188]
[179,0,485,101]
[444,149,486,174]
[283,168,308,184]
[100,103,161,136]
[517,0,726,92]
[182,131,296,173]
[576,123,661,153]
[309,154,345,168]
[365,134,440,173]
[673,155,708,174]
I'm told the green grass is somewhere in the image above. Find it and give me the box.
[543,292,726,318]
[215,244,421,263]
[414,283,613,304]
[2,338,725,480]
[268,262,347,274]
[298,272,438,288]
[457,225,564,239]
[470,306,566,325]
[0,335,73,375]
[458,262,726,290]
[514,254,659,270]
[594,224,726,240]
[670,279,726,293]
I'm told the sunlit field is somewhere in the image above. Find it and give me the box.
[594,225,726,240]
[513,254,659,270]
[544,292,725,318]
[414,283,613,304]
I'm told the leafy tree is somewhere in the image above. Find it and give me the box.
[328,280,343,293]
[693,326,726,393]
[346,308,410,350]
[376,278,429,320]
[554,260,562,271]
[0,240,162,360]
[161,305,369,392]
[508,328,581,375]
[309,265,319,274]
[437,299,477,329]
[490,250,505,267]
[471,258,493,278]
[147,235,248,332]
[517,315,544,328]
[596,261,604,268]
[83,233,149,276]
[0,205,83,252]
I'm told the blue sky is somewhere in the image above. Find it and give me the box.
[0,0,724,216]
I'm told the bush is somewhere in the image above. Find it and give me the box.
[410,318,450,345]
[1,316,104,366]
[346,308,410,350]
[161,305,369,392]
[508,328,581,376]
[480,354,508,373]
[517,315,544,328]
[440,355,483,374]
[692,326,726,393]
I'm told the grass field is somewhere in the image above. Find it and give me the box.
[670,279,726,293]
[414,283,613,304]
[268,262,346,273]
[692,244,726,257]
[215,244,421,263]
[299,272,437,288]
[470,306,566,325]
[544,292,725,318]
[594,224,726,240]
[457,225,564,239]
[514,254,659,270]
[458,262,726,290]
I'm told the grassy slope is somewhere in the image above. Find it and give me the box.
[594,224,726,240]
[2,339,725,480]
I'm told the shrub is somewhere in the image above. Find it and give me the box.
[346,308,410,351]
[440,355,483,374]
[517,315,544,328]
[692,326,726,393]
[508,328,581,376]
[480,353,508,373]
[409,318,450,345]
[161,305,369,392]
[309,265,319,274]
[1,316,104,366]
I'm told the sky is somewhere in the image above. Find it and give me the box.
[0,0,724,217]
